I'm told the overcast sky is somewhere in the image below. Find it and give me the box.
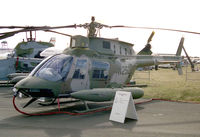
[1,0,200,56]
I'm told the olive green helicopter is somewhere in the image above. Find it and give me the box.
[0,29,55,81]
[1,17,197,114]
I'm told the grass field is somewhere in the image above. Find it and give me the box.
[133,66,200,103]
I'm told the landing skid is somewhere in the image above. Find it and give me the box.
[13,91,112,116]
[74,101,112,113]
[38,98,57,106]
[38,98,80,106]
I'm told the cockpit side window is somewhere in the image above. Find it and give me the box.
[73,59,87,79]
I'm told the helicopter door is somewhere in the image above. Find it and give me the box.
[90,60,110,88]
[70,58,89,91]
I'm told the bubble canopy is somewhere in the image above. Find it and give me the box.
[33,54,73,81]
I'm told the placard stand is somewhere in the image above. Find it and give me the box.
[109,91,138,123]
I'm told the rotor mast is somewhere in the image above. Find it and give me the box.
[84,16,105,37]
[26,31,36,42]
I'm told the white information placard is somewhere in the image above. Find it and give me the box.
[109,91,138,123]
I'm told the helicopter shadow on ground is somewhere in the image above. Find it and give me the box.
[0,101,148,137]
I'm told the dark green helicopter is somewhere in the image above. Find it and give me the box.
[1,17,194,114]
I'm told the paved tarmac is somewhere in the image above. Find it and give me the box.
[0,86,200,137]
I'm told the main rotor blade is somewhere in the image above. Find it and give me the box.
[23,98,37,108]
[0,33,16,40]
[0,28,27,39]
[0,28,30,35]
[0,25,78,31]
[109,25,200,35]
[34,25,78,30]
[0,26,29,29]
[44,30,72,37]
[0,25,77,39]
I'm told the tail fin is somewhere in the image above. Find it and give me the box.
[176,37,184,56]
[49,37,56,46]
[176,37,184,75]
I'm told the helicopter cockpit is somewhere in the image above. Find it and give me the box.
[32,54,73,82]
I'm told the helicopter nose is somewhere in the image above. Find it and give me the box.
[14,76,61,98]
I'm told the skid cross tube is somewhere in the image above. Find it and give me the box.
[12,94,200,116]
[13,96,112,116]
